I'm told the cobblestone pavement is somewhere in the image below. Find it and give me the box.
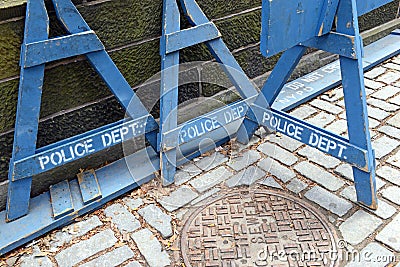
[2,55,400,267]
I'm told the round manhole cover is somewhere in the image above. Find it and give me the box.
[181,189,339,266]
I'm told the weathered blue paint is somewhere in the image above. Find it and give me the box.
[273,31,400,111]
[316,0,340,36]
[159,0,181,185]
[0,119,235,256]
[159,0,259,184]
[337,0,377,208]
[163,97,255,149]
[356,0,394,15]
[301,32,357,59]
[77,170,102,205]
[12,115,155,180]
[49,180,74,220]
[239,0,386,209]
[2,0,399,254]
[6,0,49,221]
[6,0,159,220]
[251,105,369,170]
[165,22,221,53]
[23,31,104,67]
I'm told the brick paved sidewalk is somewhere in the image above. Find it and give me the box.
[2,55,400,267]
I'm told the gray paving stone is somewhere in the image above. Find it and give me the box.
[364,66,387,79]
[376,213,400,252]
[191,188,220,205]
[364,78,384,89]
[80,245,134,267]
[260,176,282,189]
[306,112,336,127]
[371,85,400,100]
[388,150,400,168]
[339,210,382,245]
[304,186,352,216]
[20,257,52,267]
[258,143,298,166]
[226,150,261,171]
[367,87,378,96]
[286,178,308,193]
[335,164,354,181]
[389,94,400,105]
[392,55,400,65]
[190,166,233,193]
[321,88,344,102]
[344,242,395,267]
[124,262,142,267]
[104,203,140,233]
[310,99,342,114]
[174,162,202,185]
[131,229,171,267]
[376,165,400,185]
[294,161,345,191]
[367,106,390,120]
[268,134,304,152]
[50,216,103,248]
[258,158,296,183]
[373,199,397,219]
[381,185,400,205]
[340,186,357,202]
[372,136,400,159]
[375,177,386,190]
[368,117,380,129]
[388,113,400,128]
[377,125,400,140]
[55,229,117,267]
[159,185,199,212]
[377,71,400,84]
[226,166,266,187]
[298,146,341,169]
[230,136,260,154]
[367,98,399,112]
[138,204,172,238]
[384,62,400,71]
[123,197,144,210]
[289,105,317,119]
[20,254,53,267]
[326,120,347,135]
[194,152,228,171]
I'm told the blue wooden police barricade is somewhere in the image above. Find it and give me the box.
[236,0,395,209]
[0,0,398,255]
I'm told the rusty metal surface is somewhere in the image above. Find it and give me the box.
[181,189,339,267]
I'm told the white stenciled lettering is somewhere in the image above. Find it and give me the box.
[39,156,50,170]
[179,116,221,143]
[322,62,340,74]
[262,112,304,141]
[38,139,97,170]
[286,81,304,90]
[308,132,347,158]
[301,72,323,83]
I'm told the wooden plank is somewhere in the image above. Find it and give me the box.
[77,170,102,205]
[50,180,74,219]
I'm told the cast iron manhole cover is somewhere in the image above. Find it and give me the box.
[181,189,339,267]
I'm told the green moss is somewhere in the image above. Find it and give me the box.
[79,0,162,49]
[216,10,261,51]
[110,39,161,86]
[0,79,18,132]
[196,0,261,19]
[0,20,23,80]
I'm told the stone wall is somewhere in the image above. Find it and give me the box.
[0,0,399,209]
